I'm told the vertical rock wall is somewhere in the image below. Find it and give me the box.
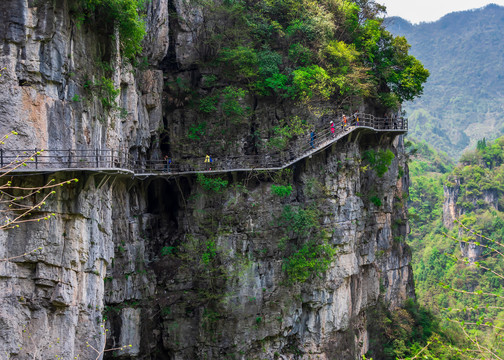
[0,0,164,153]
[0,1,414,359]
[99,133,412,359]
[0,173,117,358]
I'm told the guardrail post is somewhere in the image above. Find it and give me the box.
[68,149,72,168]
[95,148,99,168]
[34,148,38,169]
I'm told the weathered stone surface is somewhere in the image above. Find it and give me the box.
[172,0,204,68]
[0,1,414,359]
[97,136,410,360]
[143,0,170,65]
[0,0,154,155]
[117,308,142,356]
[443,183,460,228]
[442,173,490,263]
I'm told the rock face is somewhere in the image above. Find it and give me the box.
[443,175,494,263]
[442,183,484,262]
[0,173,117,359]
[443,183,460,229]
[0,0,162,153]
[0,1,414,359]
[107,134,412,360]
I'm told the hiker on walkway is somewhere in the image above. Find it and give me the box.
[353,110,359,126]
[204,154,213,170]
[164,155,172,172]
[330,121,335,138]
[310,131,316,149]
[341,114,347,130]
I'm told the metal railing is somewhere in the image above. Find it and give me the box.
[0,149,129,170]
[0,114,406,175]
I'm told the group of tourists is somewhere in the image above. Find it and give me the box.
[160,111,401,173]
[320,110,360,144]
[328,111,360,138]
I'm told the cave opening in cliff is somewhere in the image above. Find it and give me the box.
[145,178,181,259]
[147,178,179,219]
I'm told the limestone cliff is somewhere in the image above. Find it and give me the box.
[442,144,503,262]
[0,1,414,359]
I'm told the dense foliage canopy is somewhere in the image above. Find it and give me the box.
[407,137,504,358]
[197,0,428,109]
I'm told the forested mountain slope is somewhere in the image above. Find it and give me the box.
[387,4,504,158]
[407,137,504,358]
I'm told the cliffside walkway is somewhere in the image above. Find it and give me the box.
[1,113,407,176]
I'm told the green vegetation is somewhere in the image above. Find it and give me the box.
[95,76,120,109]
[171,0,427,159]
[199,95,219,113]
[406,137,504,358]
[196,174,229,192]
[195,0,427,108]
[278,205,318,237]
[73,0,146,60]
[161,246,176,256]
[83,75,121,112]
[369,195,381,207]
[282,239,336,283]
[201,239,217,265]
[221,86,250,123]
[362,148,395,177]
[267,116,310,150]
[407,139,454,239]
[188,122,207,140]
[448,136,504,213]
[274,204,337,283]
[366,299,464,359]
[271,184,293,198]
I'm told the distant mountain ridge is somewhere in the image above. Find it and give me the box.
[386,4,504,158]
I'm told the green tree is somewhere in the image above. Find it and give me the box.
[362,148,395,177]
[439,220,504,359]
[196,0,428,107]
[74,0,146,60]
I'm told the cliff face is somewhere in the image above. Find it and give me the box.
[443,166,501,263]
[0,0,165,153]
[0,1,414,359]
[107,134,412,359]
[443,182,459,229]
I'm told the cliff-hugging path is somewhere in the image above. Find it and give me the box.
[1,113,407,176]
